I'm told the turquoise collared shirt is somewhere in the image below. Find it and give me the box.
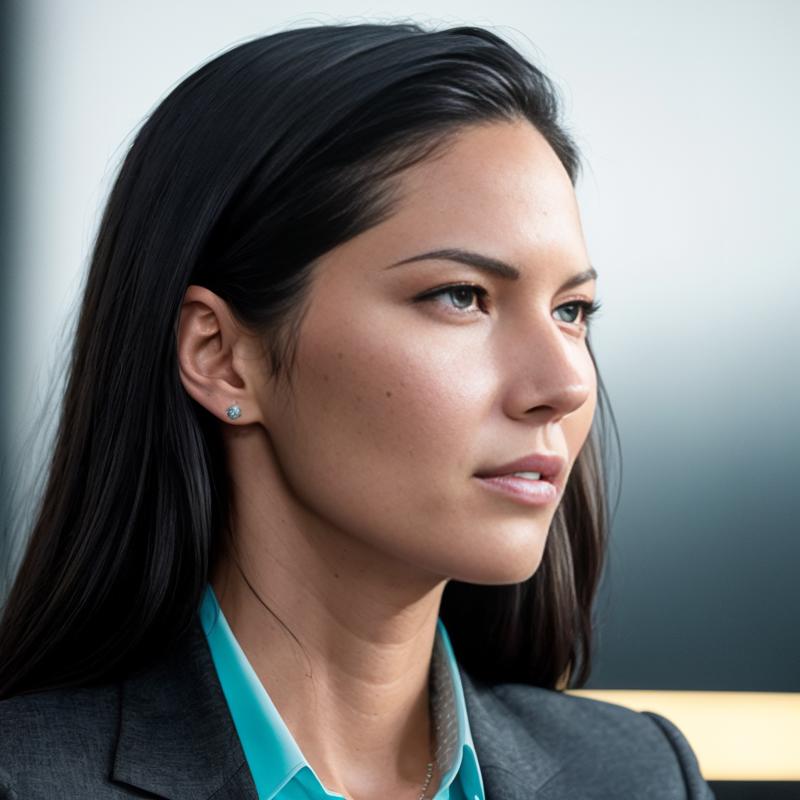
[199,584,486,800]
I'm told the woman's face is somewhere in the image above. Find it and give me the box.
[256,119,597,586]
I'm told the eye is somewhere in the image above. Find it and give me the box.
[414,283,488,315]
[554,299,602,327]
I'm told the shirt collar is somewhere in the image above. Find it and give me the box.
[199,583,485,800]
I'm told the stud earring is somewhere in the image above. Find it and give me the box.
[225,404,242,420]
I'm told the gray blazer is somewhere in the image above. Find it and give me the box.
[0,616,715,799]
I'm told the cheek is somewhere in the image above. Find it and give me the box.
[293,322,483,486]
[268,312,493,553]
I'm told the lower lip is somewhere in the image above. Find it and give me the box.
[474,475,559,506]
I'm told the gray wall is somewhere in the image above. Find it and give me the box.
[2,0,798,691]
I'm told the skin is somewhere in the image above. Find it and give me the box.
[177,118,598,799]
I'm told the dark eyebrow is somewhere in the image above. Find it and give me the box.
[385,248,598,291]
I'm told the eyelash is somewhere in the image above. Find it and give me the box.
[415,283,602,327]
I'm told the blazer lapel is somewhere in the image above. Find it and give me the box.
[111,616,257,800]
[458,664,564,800]
[111,612,561,800]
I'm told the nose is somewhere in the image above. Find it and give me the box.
[501,316,594,424]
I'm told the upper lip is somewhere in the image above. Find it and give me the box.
[474,452,566,484]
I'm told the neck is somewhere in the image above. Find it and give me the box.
[210,525,447,798]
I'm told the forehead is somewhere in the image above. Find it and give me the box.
[368,119,585,260]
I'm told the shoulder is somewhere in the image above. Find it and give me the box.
[495,682,678,746]
[0,620,248,800]
[482,682,714,798]
[0,682,131,799]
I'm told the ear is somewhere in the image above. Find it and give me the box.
[176,284,268,427]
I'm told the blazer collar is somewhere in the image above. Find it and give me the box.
[112,615,255,799]
[112,616,562,800]
[458,664,563,799]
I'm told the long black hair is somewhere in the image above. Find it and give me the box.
[0,21,620,699]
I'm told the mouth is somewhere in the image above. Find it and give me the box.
[473,452,566,488]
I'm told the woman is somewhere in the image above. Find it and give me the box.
[0,21,714,799]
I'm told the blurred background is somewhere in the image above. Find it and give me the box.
[1,1,798,796]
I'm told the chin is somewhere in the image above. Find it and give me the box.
[448,536,548,586]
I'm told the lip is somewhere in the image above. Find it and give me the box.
[474,474,559,506]
[474,452,566,483]
[473,452,566,507]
